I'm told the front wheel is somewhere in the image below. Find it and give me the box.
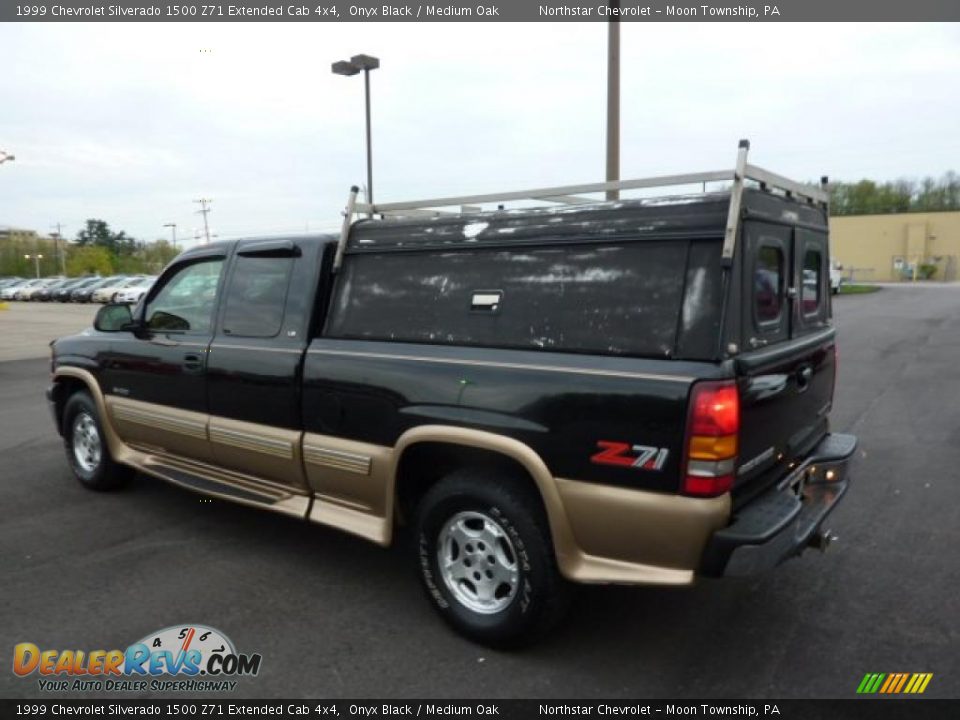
[415,468,570,647]
[62,391,133,491]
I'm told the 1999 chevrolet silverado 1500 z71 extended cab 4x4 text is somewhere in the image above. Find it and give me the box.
[48,141,856,646]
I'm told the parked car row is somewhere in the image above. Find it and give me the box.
[0,276,24,296]
[0,276,64,301]
[0,275,157,303]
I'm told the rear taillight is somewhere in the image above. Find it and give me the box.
[683,380,739,497]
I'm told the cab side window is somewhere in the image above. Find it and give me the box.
[221,255,293,338]
[145,259,225,333]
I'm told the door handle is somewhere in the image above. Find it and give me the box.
[183,353,204,372]
[796,365,813,392]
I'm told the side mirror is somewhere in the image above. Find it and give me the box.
[94,303,135,332]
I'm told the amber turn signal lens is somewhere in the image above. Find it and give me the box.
[688,434,738,460]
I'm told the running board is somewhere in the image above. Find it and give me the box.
[134,449,311,519]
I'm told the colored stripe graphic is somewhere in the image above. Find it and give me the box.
[893,673,910,693]
[858,673,933,694]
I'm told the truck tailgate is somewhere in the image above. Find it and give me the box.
[733,327,836,502]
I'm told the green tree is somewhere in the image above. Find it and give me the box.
[829,172,960,215]
[66,245,114,276]
[0,236,59,277]
[75,219,137,256]
[142,239,180,272]
[75,219,110,247]
[113,239,180,274]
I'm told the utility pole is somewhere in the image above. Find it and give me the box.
[193,199,212,244]
[605,2,621,202]
[51,223,66,275]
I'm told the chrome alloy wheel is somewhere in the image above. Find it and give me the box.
[437,511,520,614]
[72,412,102,473]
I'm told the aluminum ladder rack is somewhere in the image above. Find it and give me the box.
[334,139,829,271]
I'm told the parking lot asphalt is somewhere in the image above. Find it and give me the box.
[1,287,958,700]
[0,302,94,362]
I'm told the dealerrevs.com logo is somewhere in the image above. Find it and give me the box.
[13,624,262,693]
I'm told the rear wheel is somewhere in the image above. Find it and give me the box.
[62,391,132,491]
[415,468,570,647]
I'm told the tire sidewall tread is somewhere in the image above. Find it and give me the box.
[62,390,131,491]
[416,468,569,647]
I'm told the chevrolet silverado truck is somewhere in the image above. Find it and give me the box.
[48,141,856,646]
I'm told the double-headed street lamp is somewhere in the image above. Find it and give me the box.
[24,253,43,278]
[0,150,15,165]
[332,54,380,206]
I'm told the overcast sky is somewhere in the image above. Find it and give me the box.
[1,22,958,247]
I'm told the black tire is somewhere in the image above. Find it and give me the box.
[416,468,571,647]
[62,391,133,491]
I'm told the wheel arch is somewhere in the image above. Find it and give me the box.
[52,367,128,460]
[388,425,580,575]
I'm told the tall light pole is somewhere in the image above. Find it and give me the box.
[24,253,43,279]
[606,4,621,201]
[163,222,178,248]
[0,150,14,165]
[332,54,380,207]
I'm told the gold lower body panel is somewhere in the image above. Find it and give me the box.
[208,415,308,492]
[59,371,732,586]
[554,478,730,584]
[302,433,392,545]
[108,396,212,463]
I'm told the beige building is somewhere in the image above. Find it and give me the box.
[830,211,960,282]
[0,225,40,243]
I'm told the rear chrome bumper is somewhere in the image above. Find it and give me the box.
[700,433,857,577]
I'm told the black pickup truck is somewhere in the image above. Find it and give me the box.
[48,142,856,646]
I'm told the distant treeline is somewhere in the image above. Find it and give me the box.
[0,219,179,278]
[829,173,960,216]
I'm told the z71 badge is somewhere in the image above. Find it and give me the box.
[590,441,669,470]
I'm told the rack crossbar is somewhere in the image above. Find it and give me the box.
[354,170,733,215]
[745,163,829,204]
